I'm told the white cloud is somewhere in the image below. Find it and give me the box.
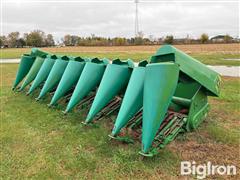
[2,1,239,40]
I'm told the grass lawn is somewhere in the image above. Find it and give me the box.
[1,63,239,179]
[1,44,240,66]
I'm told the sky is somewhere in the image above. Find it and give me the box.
[1,0,239,42]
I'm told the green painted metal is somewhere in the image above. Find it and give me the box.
[64,58,109,113]
[151,45,221,96]
[31,48,49,57]
[141,63,179,154]
[171,82,201,108]
[12,46,222,157]
[85,59,134,123]
[49,57,86,106]
[27,55,58,95]
[111,60,148,136]
[36,56,70,100]
[186,89,209,131]
[112,58,135,68]
[108,134,134,144]
[156,116,187,149]
[171,82,210,131]
[139,113,187,157]
[91,57,109,65]
[12,54,35,90]
[19,55,46,91]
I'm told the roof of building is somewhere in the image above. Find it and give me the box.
[210,35,233,40]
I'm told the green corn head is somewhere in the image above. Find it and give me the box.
[13,45,220,157]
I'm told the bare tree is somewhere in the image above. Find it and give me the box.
[45,34,55,46]
[7,32,20,47]
[63,34,72,46]
[0,35,7,47]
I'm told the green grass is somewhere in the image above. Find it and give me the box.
[208,77,240,129]
[1,48,27,59]
[191,53,240,66]
[1,64,181,179]
[1,47,240,66]
[206,123,239,145]
[1,64,239,179]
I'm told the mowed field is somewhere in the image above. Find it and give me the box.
[1,44,240,179]
[1,43,240,66]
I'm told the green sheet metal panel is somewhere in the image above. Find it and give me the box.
[49,58,86,106]
[142,63,179,154]
[85,59,134,123]
[12,54,35,90]
[36,56,69,100]
[150,45,221,96]
[27,55,58,95]
[186,88,209,131]
[64,59,109,113]
[31,48,50,57]
[111,60,148,136]
[112,59,135,68]
[91,57,109,65]
[19,55,46,91]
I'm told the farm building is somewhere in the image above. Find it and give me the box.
[210,35,233,43]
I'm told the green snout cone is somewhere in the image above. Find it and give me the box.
[27,55,57,95]
[111,66,146,136]
[49,60,85,106]
[142,63,179,154]
[85,63,133,123]
[19,56,45,91]
[65,62,107,113]
[12,54,35,90]
[37,58,69,100]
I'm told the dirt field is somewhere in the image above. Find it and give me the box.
[2,43,239,54]
[2,43,240,66]
[44,43,240,54]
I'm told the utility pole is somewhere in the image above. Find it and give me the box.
[135,0,139,37]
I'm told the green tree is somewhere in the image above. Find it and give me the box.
[134,31,144,45]
[224,34,233,43]
[113,37,127,46]
[26,30,45,47]
[164,35,174,44]
[134,37,143,45]
[16,38,26,48]
[200,33,209,44]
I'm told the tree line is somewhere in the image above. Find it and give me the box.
[0,30,55,48]
[0,30,237,48]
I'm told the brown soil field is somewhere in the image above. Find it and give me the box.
[43,43,239,54]
[5,43,240,54]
